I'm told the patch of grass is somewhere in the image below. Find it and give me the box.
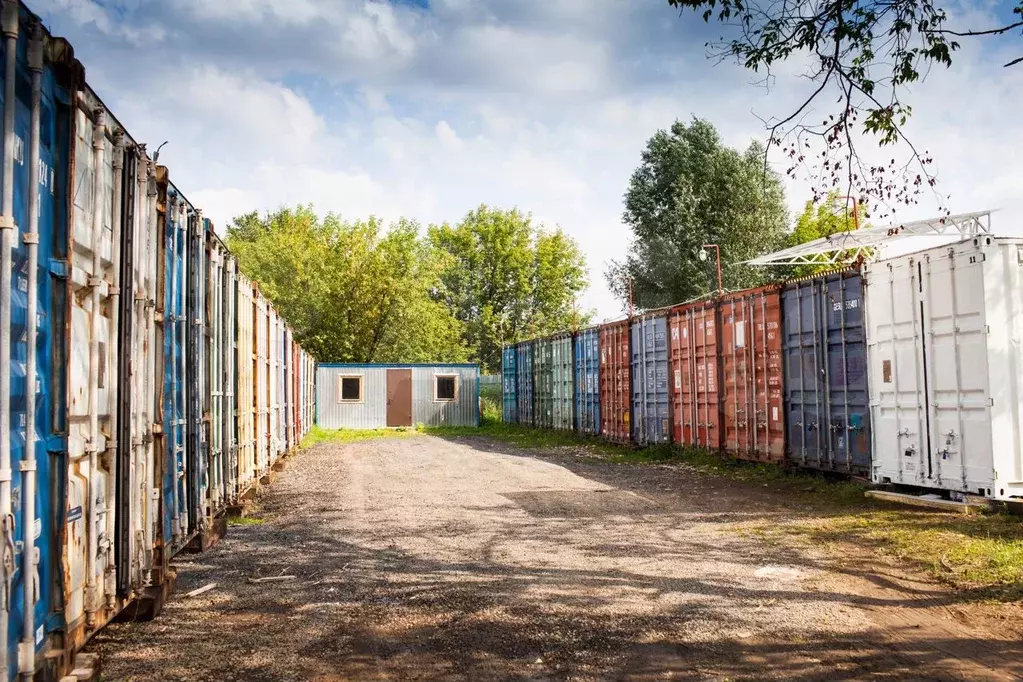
[423,420,620,455]
[760,510,1023,598]
[228,515,266,527]
[299,425,419,448]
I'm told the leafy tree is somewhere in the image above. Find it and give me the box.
[787,192,870,277]
[666,0,1022,218]
[607,117,788,310]
[228,206,468,363]
[429,205,590,372]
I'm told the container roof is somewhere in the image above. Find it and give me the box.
[747,209,995,267]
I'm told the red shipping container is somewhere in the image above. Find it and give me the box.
[719,286,785,462]
[669,301,722,450]
[599,320,631,444]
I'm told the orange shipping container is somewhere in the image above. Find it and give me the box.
[719,286,785,462]
[669,301,723,450]
[599,320,631,444]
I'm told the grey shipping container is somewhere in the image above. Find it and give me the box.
[551,333,574,430]
[316,364,480,429]
[502,346,517,423]
[783,270,871,475]
[631,315,671,445]
[516,342,534,426]
[533,337,554,429]
[574,328,600,435]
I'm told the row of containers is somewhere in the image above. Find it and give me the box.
[504,235,1023,504]
[0,3,317,680]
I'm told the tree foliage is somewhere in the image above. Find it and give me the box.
[607,118,789,310]
[787,192,870,277]
[227,206,468,364]
[429,205,590,372]
[666,0,1023,217]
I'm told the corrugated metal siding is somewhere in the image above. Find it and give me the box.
[533,337,553,429]
[502,346,517,423]
[235,273,256,499]
[599,321,631,443]
[551,334,574,430]
[317,366,389,429]
[515,342,534,426]
[670,301,722,450]
[631,315,671,445]
[316,365,480,429]
[574,329,600,435]
[783,271,871,475]
[412,367,480,427]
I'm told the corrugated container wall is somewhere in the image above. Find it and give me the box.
[1,14,75,675]
[66,101,123,644]
[720,287,785,462]
[502,345,517,423]
[316,365,479,429]
[783,271,871,475]
[184,204,208,542]
[574,328,600,435]
[631,315,671,445]
[515,342,534,426]
[207,236,227,514]
[599,321,631,444]
[551,333,574,430]
[669,301,722,450]
[254,289,269,474]
[267,307,279,462]
[865,237,1023,500]
[533,337,553,429]
[234,273,256,501]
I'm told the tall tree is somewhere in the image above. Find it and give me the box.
[429,205,589,372]
[228,206,468,364]
[665,0,1022,217]
[608,118,789,310]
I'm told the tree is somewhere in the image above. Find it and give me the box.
[786,192,870,277]
[607,117,789,310]
[228,206,468,364]
[666,0,1022,218]
[429,205,590,373]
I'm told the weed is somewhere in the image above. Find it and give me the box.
[228,515,266,527]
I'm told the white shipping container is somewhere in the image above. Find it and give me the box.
[865,236,1023,500]
[235,273,257,500]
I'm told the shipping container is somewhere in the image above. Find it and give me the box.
[551,333,574,430]
[719,286,785,462]
[782,270,871,475]
[1,13,78,676]
[599,321,631,444]
[669,301,723,450]
[574,328,600,435]
[184,204,208,545]
[502,345,517,423]
[254,289,269,475]
[234,273,256,502]
[515,341,534,426]
[631,315,671,445]
[865,237,1023,499]
[533,336,553,429]
[207,234,234,524]
[316,364,480,428]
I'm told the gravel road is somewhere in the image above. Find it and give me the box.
[89,435,1023,681]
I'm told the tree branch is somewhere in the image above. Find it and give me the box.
[933,20,1023,37]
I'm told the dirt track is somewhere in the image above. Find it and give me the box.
[89,435,1023,681]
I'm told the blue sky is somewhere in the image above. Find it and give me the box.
[35,0,1023,318]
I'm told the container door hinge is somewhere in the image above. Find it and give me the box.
[48,258,68,278]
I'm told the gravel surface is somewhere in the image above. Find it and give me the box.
[89,435,1023,681]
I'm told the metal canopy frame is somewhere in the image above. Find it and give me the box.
[746,209,995,266]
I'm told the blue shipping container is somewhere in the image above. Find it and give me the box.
[502,346,517,423]
[0,14,72,675]
[782,270,871,475]
[574,329,600,435]
[631,316,671,445]
[185,209,208,542]
[515,342,534,426]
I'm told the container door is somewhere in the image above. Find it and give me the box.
[671,305,721,450]
[502,347,517,423]
[599,323,631,444]
[783,281,825,467]
[867,258,929,485]
[552,337,574,430]
[386,369,413,427]
[920,246,992,493]
[631,317,670,445]
[825,274,871,475]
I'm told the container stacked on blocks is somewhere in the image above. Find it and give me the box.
[0,2,319,678]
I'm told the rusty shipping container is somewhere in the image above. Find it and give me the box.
[599,320,631,444]
[782,270,871,475]
[719,286,785,462]
[669,300,723,450]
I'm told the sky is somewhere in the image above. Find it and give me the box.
[33,0,1023,320]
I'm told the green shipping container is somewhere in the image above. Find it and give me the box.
[551,333,575,430]
[534,337,554,428]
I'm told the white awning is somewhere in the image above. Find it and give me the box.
[746,210,995,266]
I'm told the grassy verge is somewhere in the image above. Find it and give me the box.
[299,425,418,448]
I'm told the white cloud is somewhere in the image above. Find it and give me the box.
[34,0,1023,318]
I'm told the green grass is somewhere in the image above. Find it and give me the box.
[228,515,267,527]
[299,424,419,448]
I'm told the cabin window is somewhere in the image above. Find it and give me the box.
[338,375,363,403]
[435,375,458,402]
